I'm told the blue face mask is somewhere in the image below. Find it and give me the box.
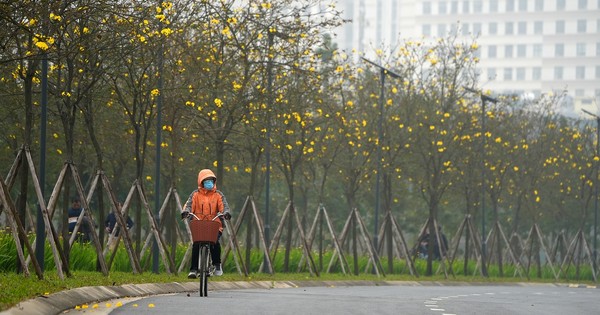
[203,180,214,189]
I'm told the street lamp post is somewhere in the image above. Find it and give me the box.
[582,109,599,270]
[465,87,497,278]
[361,58,401,251]
[265,32,274,248]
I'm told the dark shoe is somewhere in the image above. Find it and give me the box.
[188,270,197,279]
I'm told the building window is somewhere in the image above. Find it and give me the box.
[422,24,431,36]
[473,23,482,35]
[489,22,498,35]
[462,23,470,35]
[579,0,588,9]
[438,24,447,36]
[505,45,514,58]
[535,0,544,10]
[463,0,470,13]
[533,44,542,57]
[488,45,497,58]
[557,0,566,10]
[576,66,586,79]
[516,67,526,80]
[596,65,600,78]
[577,43,587,56]
[474,0,483,12]
[423,1,432,14]
[598,19,600,32]
[518,0,527,11]
[518,21,527,34]
[450,24,459,35]
[439,1,447,14]
[490,0,498,12]
[554,66,563,80]
[534,21,543,34]
[517,44,527,57]
[577,20,587,33]
[556,20,565,34]
[597,42,600,56]
[575,89,585,97]
[506,22,514,34]
[451,1,459,13]
[532,67,541,80]
[488,68,497,79]
[555,43,564,57]
[504,68,513,80]
[506,0,515,11]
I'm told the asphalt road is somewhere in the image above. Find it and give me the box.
[99,284,599,315]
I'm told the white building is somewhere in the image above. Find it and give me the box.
[334,0,600,114]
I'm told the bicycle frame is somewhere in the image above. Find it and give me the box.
[188,213,222,297]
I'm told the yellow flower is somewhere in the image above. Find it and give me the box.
[35,41,49,50]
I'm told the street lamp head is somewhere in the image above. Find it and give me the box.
[582,109,600,119]
[361,57,402,79]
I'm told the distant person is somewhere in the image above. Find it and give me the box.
[416,225,448,260]
[68,197,91,242]
[104,205,134,237]
[432,225,449,260]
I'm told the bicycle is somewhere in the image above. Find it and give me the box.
[187,212,224,297]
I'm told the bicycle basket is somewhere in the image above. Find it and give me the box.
[189,220,220,243]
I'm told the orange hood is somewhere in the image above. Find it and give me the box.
[197,169,217,190]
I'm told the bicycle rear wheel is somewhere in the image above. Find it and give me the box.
[199,245,209,297]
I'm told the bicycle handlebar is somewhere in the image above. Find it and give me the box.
[183,212,228,221]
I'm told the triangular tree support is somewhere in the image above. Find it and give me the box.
[297,204,350,274]
[373,209,417,276]
[1,146,72,279]
[101,174,142,273]
[558,228,597,282]
[105,179,175,274]
[485,220,525,279]
[259,201,319,276]
[328,208,385,277]
[410,217,452,278]
[549,230,569,268]
[47,163,110,276]
[521,223,558,280]
[221,196,270,275]
[0,176,43,279]
[446,214,485,277]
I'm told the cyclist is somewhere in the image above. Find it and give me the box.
[181,169,231,278]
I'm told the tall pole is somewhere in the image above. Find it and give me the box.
[153,0,164,273]
[595,116,599,268]
[465,87,496,277]
[36,0,50,271]
[360,58,401,253]
[583,109,600,270]
[265,32,274,249]
[36,54,48,271]
[373,68,385,250]
[480,95,488,277]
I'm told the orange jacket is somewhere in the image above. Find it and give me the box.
[183,169,230,232]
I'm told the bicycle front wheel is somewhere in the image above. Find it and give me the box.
[199,245,209,297]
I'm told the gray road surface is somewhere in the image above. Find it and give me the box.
[103,284,599,315]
